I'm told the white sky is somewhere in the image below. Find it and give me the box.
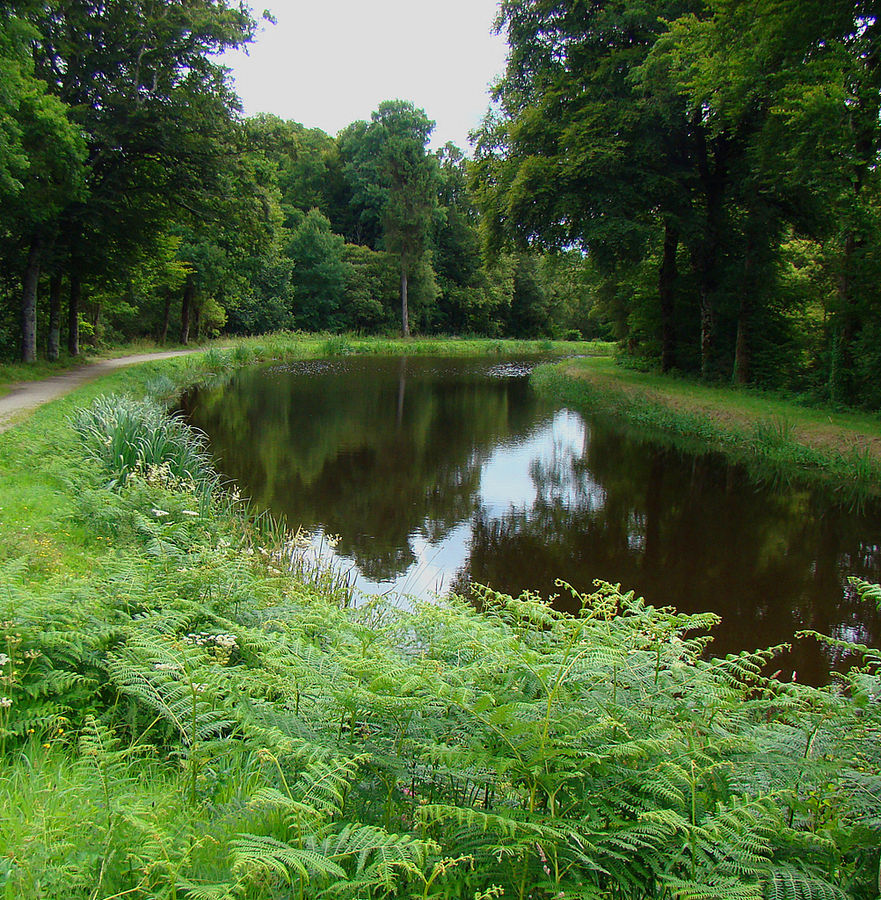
[221,0,509,152]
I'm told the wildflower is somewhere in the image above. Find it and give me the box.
[151,508,170,518]
[181,510,199,517]
[0,653,8,667]
[155,663,182,672]
[0,697,12,708]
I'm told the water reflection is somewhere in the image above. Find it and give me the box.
[182,356,881,682]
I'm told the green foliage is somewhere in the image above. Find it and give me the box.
[72,394,217,490]
[3,385,881,898]
[0,341,875,900]
[285,208,350,331]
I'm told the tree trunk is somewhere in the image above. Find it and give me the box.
[691,123,726,381]
[401,257,410,338]
[48,272,62,361]
[90,302,101,345]
[180,274,195,345]
[699,289,715,380]
[192,300,201,343]
[68,271,81,356]
[732,305,752,386]
[159,292,172,345]
[732,236,755,386]
[21,234,43,363]
[658,221,678,373]
[830,231,857,404]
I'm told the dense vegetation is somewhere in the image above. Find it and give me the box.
[0,348,879,899]
[2,0,881,891]
[0,0,604,362]
[473,0,881,408]
[7,0,881,410]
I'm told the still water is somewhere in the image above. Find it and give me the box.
[182,356,881,683]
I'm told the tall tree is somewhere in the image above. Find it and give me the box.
[0,6,84,361]
[473,0,702,371]
[16,0,256,356]
[341,100,440,336]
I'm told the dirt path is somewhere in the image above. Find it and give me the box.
[0,349,204,433]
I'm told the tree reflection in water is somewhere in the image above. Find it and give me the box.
[183,356,881,682]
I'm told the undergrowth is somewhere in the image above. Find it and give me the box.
[0,359,878,900]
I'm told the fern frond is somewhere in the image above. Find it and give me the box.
[662,874,763,900]
[762,865,849,900]
[231,833,347,882]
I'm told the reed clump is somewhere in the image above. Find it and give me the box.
[72,394,218,491]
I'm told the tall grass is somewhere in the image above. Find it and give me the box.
[72,394,217,490]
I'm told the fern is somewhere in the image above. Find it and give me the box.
[231,833,347,882]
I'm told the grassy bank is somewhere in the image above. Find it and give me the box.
[0,338,207,398]
[0,342,879,899]
[534,357,881,494]
[0,332,614,393]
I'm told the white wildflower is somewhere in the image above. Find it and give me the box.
[151,508,170,518]
[0,697,12,708]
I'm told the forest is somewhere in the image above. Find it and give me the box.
[2,3,881,898]
[2,0,881,408]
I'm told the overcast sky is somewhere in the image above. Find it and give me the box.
[221,0,508,152]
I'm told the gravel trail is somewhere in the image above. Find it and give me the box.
[0,349,203,433]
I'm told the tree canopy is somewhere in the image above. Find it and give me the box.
[3,0,881,409]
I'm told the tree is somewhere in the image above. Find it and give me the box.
[0,7,85,361]
[285,209,349,331]
[472,0,703,371]
[4,0,257,358]
[341,100,440,336]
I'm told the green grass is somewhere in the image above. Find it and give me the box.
[0,341,878,900]
[0,333,614,395]
[0,338,205,396]
[534,356,881,495]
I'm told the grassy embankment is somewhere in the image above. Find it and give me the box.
[534,356,881,494]
[0,335,879,899]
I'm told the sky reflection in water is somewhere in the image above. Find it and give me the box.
[183,356,881,683]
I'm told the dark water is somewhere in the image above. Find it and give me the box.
[182,356,881,683]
